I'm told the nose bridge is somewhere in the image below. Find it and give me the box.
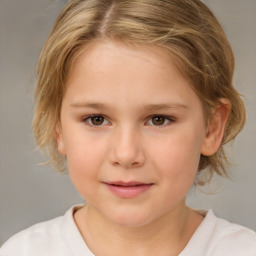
[110,123,145,168]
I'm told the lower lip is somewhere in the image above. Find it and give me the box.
[105,183,153,198]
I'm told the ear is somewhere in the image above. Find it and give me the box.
[201,98,231,156]
[55,123,66,155]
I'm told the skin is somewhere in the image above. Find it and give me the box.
[56,41,230,255]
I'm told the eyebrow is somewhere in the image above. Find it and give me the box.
[70,102,188,111]
[142,103,188,111]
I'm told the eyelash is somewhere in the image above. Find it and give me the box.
[81,115,110,127]
[146,115,176,127]
[81,115,176,127]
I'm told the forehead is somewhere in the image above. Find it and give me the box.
[71,40,177,76]
[64,40,202,113]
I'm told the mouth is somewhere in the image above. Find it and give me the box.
[103,181,154,198]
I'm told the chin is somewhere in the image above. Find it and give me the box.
[106,208,157,228]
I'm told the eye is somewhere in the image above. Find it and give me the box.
[147,115,174,126]
[83,115,110,126]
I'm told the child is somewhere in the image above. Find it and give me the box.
[1,0,256,255]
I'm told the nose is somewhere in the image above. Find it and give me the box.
[109,126,146,169]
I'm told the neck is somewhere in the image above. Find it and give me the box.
[74,203,203,256]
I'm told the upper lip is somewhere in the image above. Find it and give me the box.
[104,181,154,187]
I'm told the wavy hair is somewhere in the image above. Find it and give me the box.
[33,0,246,185]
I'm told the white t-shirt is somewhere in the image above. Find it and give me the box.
[1,205,256,256]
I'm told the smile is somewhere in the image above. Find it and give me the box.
[103,181,154,199]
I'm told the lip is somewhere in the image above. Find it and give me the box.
[103,181,154,199]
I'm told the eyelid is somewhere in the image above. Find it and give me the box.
[146,115,176,127]
[82,114,111,126]
[81,114,176,127]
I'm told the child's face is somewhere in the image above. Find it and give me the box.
[57,41,207,226]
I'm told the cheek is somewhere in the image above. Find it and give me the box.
[150,129,202,183]
[64,134,107,190]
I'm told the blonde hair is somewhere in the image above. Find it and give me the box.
[33,0,246,185]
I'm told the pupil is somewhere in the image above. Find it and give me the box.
[153,116,164,125]
[92,116,103,125]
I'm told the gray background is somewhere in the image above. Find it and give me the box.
[0,0,255,246]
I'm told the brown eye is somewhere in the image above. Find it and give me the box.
[90,116,105,125]
[147,115,174,127]
[83,115,109,126]
[151,116,166,125]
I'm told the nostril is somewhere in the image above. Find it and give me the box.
[108,136,146,168]
[112,160,144,169]
[131,161,141,167]
[113,161,120,166]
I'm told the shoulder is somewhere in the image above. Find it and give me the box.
[0,216,64,256]
[0,205,81,256]
[181,210,256,256]
[208,210,256,255]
